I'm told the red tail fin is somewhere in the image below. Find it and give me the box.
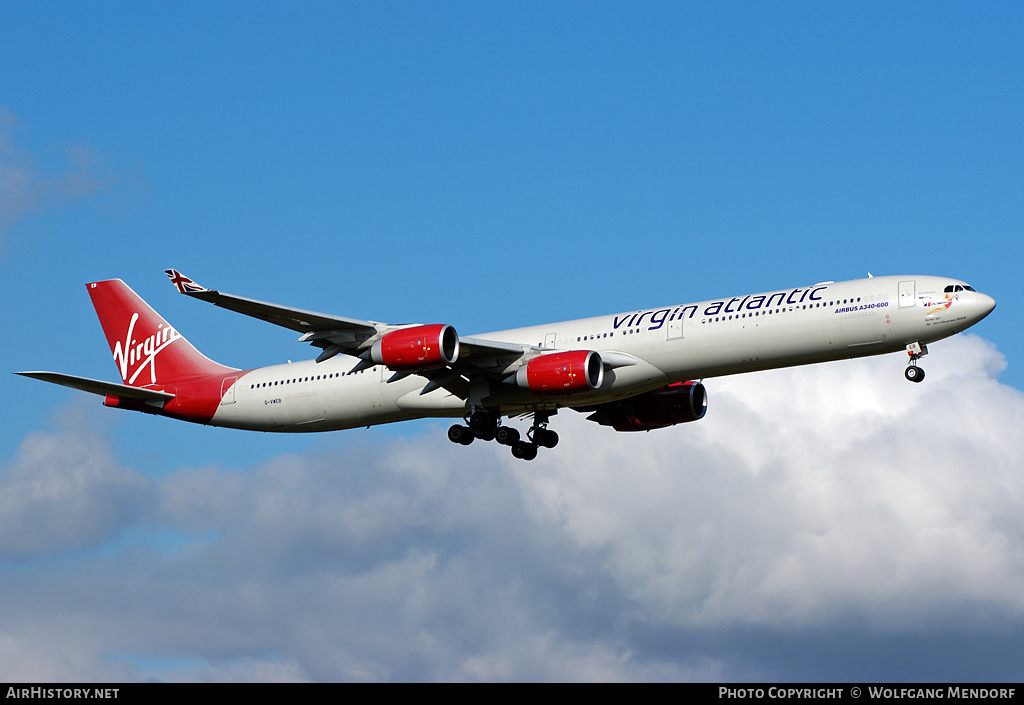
[87,279,236,386]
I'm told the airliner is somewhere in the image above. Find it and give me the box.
[16,271,995,460]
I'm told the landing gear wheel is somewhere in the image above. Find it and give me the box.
[448,424,474,445]
[469,410,495,432]
[523,409,556,455]
[511,440,537,460]
[905,343,928,384]
[496,426,520,446]
[904,366,925,383]
[534,429,559,449]
[467,410,499,440]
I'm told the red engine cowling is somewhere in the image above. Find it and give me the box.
[370,324,459,370]
[586,381,707,431]
[512,350,604,392]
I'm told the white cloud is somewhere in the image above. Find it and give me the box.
[0,333,1021,681]
[514,334,1024,632]
[0,409,154,558]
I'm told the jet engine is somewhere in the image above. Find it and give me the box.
[585,381,707,431]
[511,350,604,392]
[370,324,459,370]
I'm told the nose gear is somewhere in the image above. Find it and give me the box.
[905,342,928,383]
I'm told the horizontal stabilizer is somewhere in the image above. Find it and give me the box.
[14,371,176,402]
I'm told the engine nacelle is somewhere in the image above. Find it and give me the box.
[370,324,459,370]
[586,381,707,431]
[512,350,604,392]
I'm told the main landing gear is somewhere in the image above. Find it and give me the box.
[905,342,928,383]
[447,409,558,461]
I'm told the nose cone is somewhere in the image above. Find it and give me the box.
[968,292,996,323]
[982,293,996,317]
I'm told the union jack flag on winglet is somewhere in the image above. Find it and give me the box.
[164,269,208,293]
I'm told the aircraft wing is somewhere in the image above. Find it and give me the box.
[14,371,175,402]
[165,269,532,365]
[165,269,379,335]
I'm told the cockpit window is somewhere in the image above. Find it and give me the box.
[945,284,975,293]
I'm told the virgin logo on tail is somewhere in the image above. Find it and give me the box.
[113,312,182,385]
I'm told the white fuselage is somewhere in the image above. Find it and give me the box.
[209,275,995,432]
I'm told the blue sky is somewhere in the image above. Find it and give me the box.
[1,2,1022,682]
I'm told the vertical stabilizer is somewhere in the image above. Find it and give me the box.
[87,279,236,386]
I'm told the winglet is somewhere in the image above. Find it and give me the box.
[164,269,208,294]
